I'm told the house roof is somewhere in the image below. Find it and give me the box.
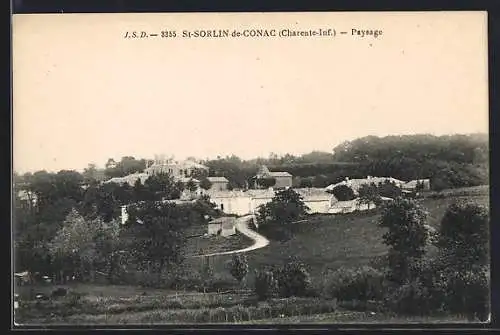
[206,190,251,198]
[245,189,276,199]
[294,188,332,201]
[105,172,149,185]
[179,177,200,183]
[404,179,430,188]
[207,177,229,183]
[325,176,406,193]
[269,171,292,177]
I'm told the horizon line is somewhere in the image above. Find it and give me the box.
[13,131,488,175]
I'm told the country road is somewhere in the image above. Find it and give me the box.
[191,215,270,258]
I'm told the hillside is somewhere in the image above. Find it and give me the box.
[201,190,489,285]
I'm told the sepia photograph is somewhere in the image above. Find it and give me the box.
[12,11,490,326]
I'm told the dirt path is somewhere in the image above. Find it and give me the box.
[191,215,269,258]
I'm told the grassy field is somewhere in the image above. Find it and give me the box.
[203,192,489,285]
[15,188,489,325]
[183,232,254,257]
[15,283,471,325]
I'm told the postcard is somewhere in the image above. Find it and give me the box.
[12,11,490,326]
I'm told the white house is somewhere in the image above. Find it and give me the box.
[325,176,406,195]
[403,179,431,191]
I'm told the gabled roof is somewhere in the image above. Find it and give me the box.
[207,176,229,183]
[325,176,406,193]
[404,179,430,188]
[294,188,333,201]
[105,172,149,185]
[269,171,292,177]
[179,177,199,183]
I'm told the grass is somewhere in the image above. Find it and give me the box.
[183,232,254,257]
[241,312,471,324]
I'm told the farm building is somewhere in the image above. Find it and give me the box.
[207,176,229,191]
[403,179,431,191]
[295,188,334,214]
[254,165,293,189]
[328,196,393,214]
[207,190,254,216]
[207,217,236,237]
[206,188,337,216]
[145,158,209,179]
[325,176,406,195]
[105,172,149,187]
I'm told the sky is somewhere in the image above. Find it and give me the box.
[12,12,488,173]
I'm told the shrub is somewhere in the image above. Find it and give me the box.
[378,198,428,284]
[254,269,278,301]
[323,266,386,302]
[274,261,312,298]
[441,266,490,321]
[438,202,489,270]
[385,280,435,315]
[229,254,249,285]
[331,184,356,201]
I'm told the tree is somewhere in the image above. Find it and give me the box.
[124,201,192,283]
[259,188,309,225]
[82,163,98,183]
[358,183,381,209]
[185,179,198,193]
[378,198,429,284]
[144,172,183,201]
[256,177,276,189]
[438,202,489,271]
[330,184,356,201]
[229,254,249,287]
[48,209,121,283]
[273,260,312,297]
[254,269,278,301]
[199,177,213,190]
[377,180,402,198]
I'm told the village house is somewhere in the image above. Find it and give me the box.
[207,176,229,191]
[16,189,38,209]
[254,165,293,189]
[206,187,338,216]
[325,176,406,195]
[402,179,431,191]
[144,158,209,179]
[105,158,209,187]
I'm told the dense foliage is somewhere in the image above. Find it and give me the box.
[256,189,310,241]
[378,198,429,284]
[330,184,357,201]
[229,254,249,285]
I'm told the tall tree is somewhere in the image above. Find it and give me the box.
[124,202,192,283]
[358,183,381,209]
[378,198,429,284]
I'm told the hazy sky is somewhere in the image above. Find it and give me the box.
[13,12,488,173]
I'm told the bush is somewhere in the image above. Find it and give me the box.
[323,266,386,302]
[331,184,356,201]
[385,280,436,315]
[254,269,278,301]
[229,254,249,285]
[274,261,312,298]
[438,202,489,270]
[441,266,490,321]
